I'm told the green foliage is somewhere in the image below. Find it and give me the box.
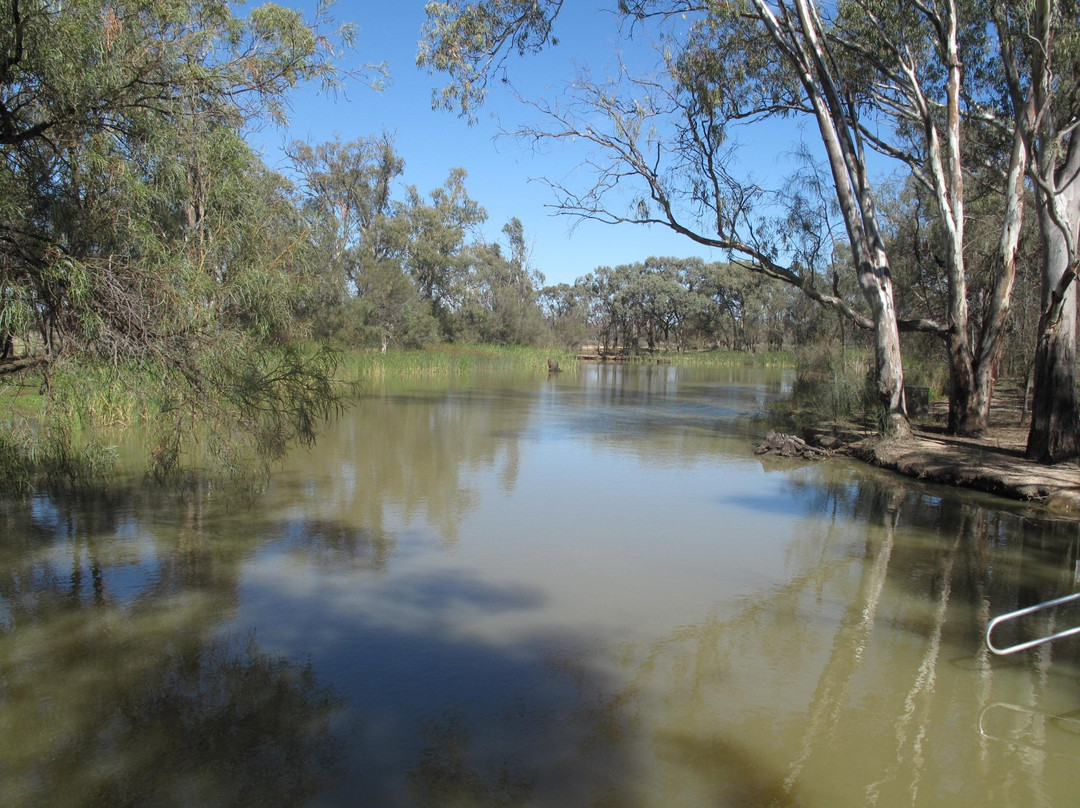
[46,361,151,428]
[455,224,547,347]
[900,334,950,402]
[419,0,562,119]
[341,345,578,382]
[0,0,359,494]
[147,342,347,490]
[539,282,592,349]
[669,349,794,367]
[768,340,873,431]
[288,133,405,301]
[0,410,118,496]
[400,167,488,331]
[564,257,810,355]
[0,431,32,497]
[317,294,440,352]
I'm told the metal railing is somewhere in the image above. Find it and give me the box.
[978,702,1080,757]
[985,591,1080,655]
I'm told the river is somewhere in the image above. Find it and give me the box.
[2,363,1079,807]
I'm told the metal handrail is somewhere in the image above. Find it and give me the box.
[978,702,1080,757]
[985,591,1080,655]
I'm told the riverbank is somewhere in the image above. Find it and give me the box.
[804,387,1080,515]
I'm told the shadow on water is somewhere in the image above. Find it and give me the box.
[0,491,344,808]
[0,477,820,808]
[275,516,396,572]
[0,489,602,807]
[5,367,1080,807]
[407,707,537,807]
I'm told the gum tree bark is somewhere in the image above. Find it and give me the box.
[1027,179,1080,462]
[995,0,1080,462]
[421,0,912,432]
[833,0,1026,436]
[755,0,909,432]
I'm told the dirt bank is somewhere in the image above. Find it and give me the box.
[804,387,1080,516]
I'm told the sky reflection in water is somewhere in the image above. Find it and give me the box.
[3,364,1080,808]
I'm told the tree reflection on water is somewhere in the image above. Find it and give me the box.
[4,370,1080,808]
[2,621,343,808]
[408,708,535,808]
[0,490,343,808]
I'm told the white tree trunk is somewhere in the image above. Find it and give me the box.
[761,0,909,432]
[1027,181,1080,462]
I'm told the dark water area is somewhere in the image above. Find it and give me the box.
[2,364,1079,807]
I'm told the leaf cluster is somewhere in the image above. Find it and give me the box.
[419,0,565,119]
[0,0,359,493]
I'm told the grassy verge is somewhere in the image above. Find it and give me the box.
[0,343,793,494]
[1,361,156,427]
[0,361,154,494]
[338,345,579,384]
[665,349,795,367]
[766,344,874,433]
[0,377,45,418]
[335,345,792,383]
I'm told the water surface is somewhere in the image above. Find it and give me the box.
[3,364,1080,807]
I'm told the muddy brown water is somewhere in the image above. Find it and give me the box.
[2,364,1079,807]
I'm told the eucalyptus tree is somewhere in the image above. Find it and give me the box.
[992,0,1080,462]
[287,136,506,351]
[0,0,363,488]
[421,0,912,432]
[691,262,746,350]
[579,267,626,352]
[286,134,423,351]
[339,246,438,352]
[752,0,1073,451]
[611,258,698,351]
[539,282,592,348]
[826,0,1008,435]
[287,134,405,302]
[457,217,547,345]
[398,167,487,337]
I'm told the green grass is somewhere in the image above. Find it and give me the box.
[0,342,794,494]
[1,361,158,429]
[2,345,793,424]
[338,344,579,384]
[764,343,873,432]
[0,377,47,419]
[665,348,795,367]
[335,344,795,385]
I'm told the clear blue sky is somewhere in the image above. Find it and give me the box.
[247,2,804,287]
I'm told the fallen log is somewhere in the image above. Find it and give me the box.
[755,431,829,459]
[0,355,49,375]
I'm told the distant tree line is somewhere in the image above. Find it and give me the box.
[541,257,804,354]
[284,135,549,351]
[422,0,1080,462]
[288,138,816,357]
[0,0,1072,492]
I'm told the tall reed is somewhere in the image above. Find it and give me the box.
[666,349,795,367]
[339,345,579,384]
